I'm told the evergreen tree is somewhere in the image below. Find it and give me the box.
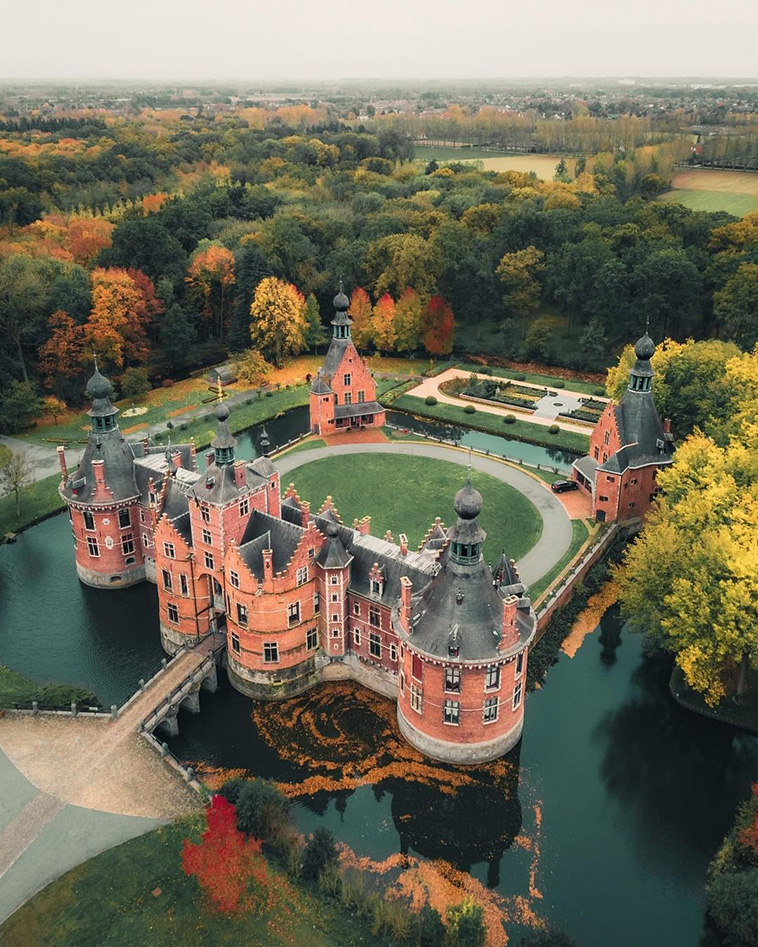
[229,245,272,353]
[303,294,328,353]
[159,304,197,372]
[301,828,340,883]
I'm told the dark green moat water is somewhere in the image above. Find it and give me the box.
[2,492,756,944]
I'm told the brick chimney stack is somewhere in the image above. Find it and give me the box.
[400,576,413,633]
[399,533,408,557]
[300,500,311,527]
[262,548,273,584]
[171,450,183,470]
[205,450,215,469]
[91,459,109,499]
[233,460,246,488]
[356,516,371,536]
[57,445,67,481]
[663,418,671,434]
[499,595,519,651]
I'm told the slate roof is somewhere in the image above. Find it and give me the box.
[188,461,267,505]
[321,338,351,378]
[238,510,305,577]
[133,451,200,505]
[334,401,384,420]
[61,430,138,504]
[170,511,193,544]
[572,455,599,485]
[310,375,333,395]
[597,390,674,473]
[315,524,354,568]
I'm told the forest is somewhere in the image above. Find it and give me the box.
[1,106,757,433]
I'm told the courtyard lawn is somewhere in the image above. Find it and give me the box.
[0,817,378,947]
[288,454,542,564]
[393,394,591,454]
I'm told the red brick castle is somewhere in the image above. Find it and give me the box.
[58,294,534,764]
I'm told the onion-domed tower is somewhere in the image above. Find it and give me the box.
[59,362,143,588]
[394,476,536,764]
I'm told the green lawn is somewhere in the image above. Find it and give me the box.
[289,454,542,563]
[0,817,380,947]
[529,519,591,603]
[0,665,39,707]
[393,394,591,454]
[657,189,758,217]
[457,362,605,397]
[0,471,64,537]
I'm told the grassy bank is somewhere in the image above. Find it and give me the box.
[530,519,592,603]
[0,471,65,538]
[392,394,591,454]
[0,664,99,710]
[0,665,39,707]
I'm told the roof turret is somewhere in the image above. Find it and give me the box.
[331,281,353,334]
[211,400,237,464]
[628,324,656,393]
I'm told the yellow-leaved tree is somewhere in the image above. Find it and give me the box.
[249,277,306,368]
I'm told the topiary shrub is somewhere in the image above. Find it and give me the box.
[594,386,606,396]
[481,367,493,376]
[265,391,273,397]
[514,372,527,381]
[503,414,516,424]
[425,395,438,406]
[554,380,565,389]
[548,424,560,435]
[464,404,476,414]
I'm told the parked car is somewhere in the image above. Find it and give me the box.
[551,479,579,493]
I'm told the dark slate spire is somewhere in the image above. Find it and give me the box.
[331,280,353,339]
[450,476,486,565]
[628,326,656,393]
[211,402,237,465]
[258,425,270,457]
[86,356,119,433]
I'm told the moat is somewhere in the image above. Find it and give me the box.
[1,421,756,945]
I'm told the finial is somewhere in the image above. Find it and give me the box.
[466,447,473,483]
[645,313,650,333]
[92,349,98,371]
[216,376,223,401]
[339,276,344,294]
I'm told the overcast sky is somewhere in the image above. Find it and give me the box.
[2,0,757,81]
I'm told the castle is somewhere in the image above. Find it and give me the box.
[57,291,534,764]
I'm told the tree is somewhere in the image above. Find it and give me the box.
[393,288,423,353]
[38,310,85,395]
[579,317,609,369]
[364,233,442,300]
[707,869,758,947]
[186,242,236,342]
[421,295,455,356]
[0,254,55,383]
[43,395,67,424]
[300,828,340,883]
[714,262,758,351]
[444,897,486,947]
[496,247,546,334]
[417,904,446,947]
[158,304,197,373]
[303,294,327,352]
[524,317,554,361]
[235,779,290,843]
[249,277,306,368]
[66,216,114,266]
[120,366,151,400]
[371,294,396,353]
[349,287,374,349]
[554,158,570,182]
[236,349,271,386]
[0,447,35,515]
[229,245,272,353]
[0,381,43,435]
[85,268,153,371]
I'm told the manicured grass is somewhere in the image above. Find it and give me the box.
[279,437,327,456]
[0,471,64,537]
[289,454,542,563]
[413,145,574,179]
[0,665,39,707]
[0,817,378,947]
[458,362,605,396]
[393,394,591,454]
[529,519,591,603]
[657,189,758,217]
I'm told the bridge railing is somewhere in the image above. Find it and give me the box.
[138,653,219,734]
[140,728,210,802]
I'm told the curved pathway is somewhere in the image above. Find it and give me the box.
[277,443,573,588]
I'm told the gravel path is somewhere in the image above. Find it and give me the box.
[277,442,573,588]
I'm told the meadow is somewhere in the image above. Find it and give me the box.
[413,145,573,179]
[659,169,758,217]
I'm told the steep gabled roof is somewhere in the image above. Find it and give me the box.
[321,338,352,378]
[238,510,304,577]
[597,391,673,472]
[61,430,138,504]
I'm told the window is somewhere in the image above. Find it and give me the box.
[602,453,608,463]
[390,643,397,662]
[594,446,600,460]
[239,497,249,517]
[628,502,636,509]
[331,593,339,603]
[236,603,248,625]
[122,533,134,555]
[308,547,315,558]
[263,642,279,663]
[231,632,240,654]
[331,613,339,623]
[162,569,173,591]
[163,542,175,559]
[139,510,146,524]
[201,506,210,524]
[352,629,360,648]
[604,430,610,446]
[288,602,300,626]
[202,529,212,545]
[445,667,461,693]
[516,651,524,678]
[369,606,380,628]
[485,665,501,691]
[410,684,423,714]
[83,510,95,531]
[344,392,352,405]
[330,575,339,585]
[296,566,308,586]
[630,478,638,485]
[307,627,318,650]
[167,603,179,624]
[400,673,405,694]
[331,626,340,637]
[314,592,320,613]
[483,697,499,723]
[412,654,423,681]
[230,570,240,589]
[204,552,214,570]
[371,579,382,596]
[118,508,130,528]
[353,602,360,616]
[87,536,99,557]
[357,390,365,403]
[443,700,461,725]
[143,533,151,548]
[513,681,523,710]
[180,573,189,596]
[343,373,351,386]
[369,633,381,658]
[598,494,609,503]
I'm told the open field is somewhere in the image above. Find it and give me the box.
[658,188,758,217]
[659,169,758,217]
[413,145,573,179]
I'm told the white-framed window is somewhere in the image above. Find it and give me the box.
[142,532,151,547]
[354,628,361,646]
[230,570,240,589]
[371,579,382,596]
[202,529,212,545]
[162,569,173,591]
[483,696,499,723]
[353,602,360,616]
[604,430,610,446]
[179,573,189,596]
[516,651,524,679]
[263,642,279,663]
[237,603,248,625]
[163,542,175,559]
[485,665,501,691]
[314,592,320,613]
[87,536,99,557]
[122,533,135,555]
[288,601,300,626]
[400,673,405,694]
[201,506,210,523]
[231,632,240,654]
[139,510,146,524]
[344,392,352,405]
[167,603,179,624]
[357,390,365,403]
[445,667,461,693]
[410,684,423,714]
[297,566,308,586]
[307,627,318,650]
[331,593,338,603]
[443,700,461,725]
[331,626,340,637]
[308,547,315,558]
[369,633,381,658]
[369,607,380,628]
[390,643,397,662]
[513,681,523,710]
[83,510,95,531]
[343,373,351,386]
[331,613,339,623]
[239,497,249,516]
[118,508,130,528]
[330,574,339,585]
[204,552,214,570]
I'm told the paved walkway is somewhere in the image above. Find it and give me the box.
[277,442,574,588]
[408,369,597,435]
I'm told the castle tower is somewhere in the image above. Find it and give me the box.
[573,327,674,523]
[309,286,386,435]
[394,477,535,764]
[315,521,353,658]
[59,363,144,588]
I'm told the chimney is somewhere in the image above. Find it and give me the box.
[57,445,67,481]
[171,449,182,470]
[301,500,311,527]
[141,434,149,455]
[356,516,371,536]
[400,576,412,634]
[500,595,519,651]
[384,529,393,543]
[91,459,109,499]
[399,533,408,557]
[662,418,671,434]
[205,450,215,469]
[262,548,273,583]
[190,437,197,470]
[233,460,246,488]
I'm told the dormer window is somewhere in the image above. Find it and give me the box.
[371,579,382,596]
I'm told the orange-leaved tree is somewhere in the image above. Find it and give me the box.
[186,243,235,342]
[422,295,455,356]
[349,287,373,349]
[371,293,396,353]
[38,310,85,390]
[65,217,114,266]
[249,276,306,367]
[393,287,423,353]
[182,795,269,914]
[85,268,156,370]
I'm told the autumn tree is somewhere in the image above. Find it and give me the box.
[714,262,758,351]
[371,294,396,353]
[236,349,271,386]
[249,277,306,367]
[38,310,85,394]
[86,268,155,371]
[364,233,442,300]
[393,288,423,353]
[421,295,455,356]
[445,897,486,947]
[186,242,236,342]
[65,216,114,266]
[496,246,546,333]
[349,287,374,349]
